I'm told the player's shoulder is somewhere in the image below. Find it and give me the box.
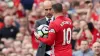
[49,21,55,26]
[65,17,72,22]
[49,20,58,28]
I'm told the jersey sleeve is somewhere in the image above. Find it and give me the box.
[38,22,56,46]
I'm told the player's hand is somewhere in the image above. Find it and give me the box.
[34,32,40,39]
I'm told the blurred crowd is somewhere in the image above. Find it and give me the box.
[0,0,100,56]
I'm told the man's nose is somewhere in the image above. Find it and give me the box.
[47,10,51,13]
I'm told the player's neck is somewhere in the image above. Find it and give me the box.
[55,13,63,19]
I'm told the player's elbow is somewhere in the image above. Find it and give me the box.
[46,40,54,46]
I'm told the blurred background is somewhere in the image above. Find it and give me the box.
[0,0,100,56]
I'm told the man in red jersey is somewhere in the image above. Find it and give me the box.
[34,3,73,56]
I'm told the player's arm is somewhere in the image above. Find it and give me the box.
[38,29,56,46]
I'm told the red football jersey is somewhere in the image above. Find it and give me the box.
[38,16,73,56]
[77,31,87,46]
[31,31,39,49]
[91,28,100,44]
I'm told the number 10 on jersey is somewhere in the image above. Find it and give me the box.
[62,28,72,45]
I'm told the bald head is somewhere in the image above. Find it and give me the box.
[4,16,13,21]
[93,42,100,47]
[43,1,52,7]
[92,42,100,55]
[4,16,14,27]
[92,42,100,47]
[43,1,53,18]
